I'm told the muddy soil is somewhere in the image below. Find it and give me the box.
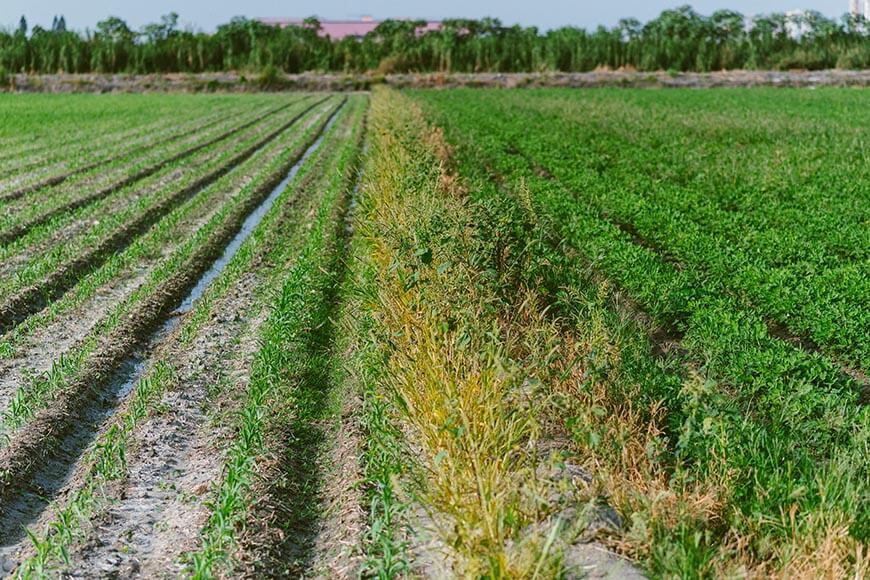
[0,100,332,417]
[0,103,342,577]
[64,273,268,578]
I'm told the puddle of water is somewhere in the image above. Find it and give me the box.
[0,101,344,565]
[178,112,337,314]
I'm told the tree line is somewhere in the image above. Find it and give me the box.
[1,6,869,77]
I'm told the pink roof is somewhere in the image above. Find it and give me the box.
[258,18,442,40]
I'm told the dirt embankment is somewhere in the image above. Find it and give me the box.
[2,70,870,93]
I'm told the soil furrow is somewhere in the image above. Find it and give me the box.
[0,97,330,335]
[304,162,367,580]
[0,103,241,194]
[0,101,348,572]
[0,102,344,544]
[0,98,308,243]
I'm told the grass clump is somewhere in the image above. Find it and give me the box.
[348,87,624,577]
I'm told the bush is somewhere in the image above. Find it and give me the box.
[776,50,829,71]
[257,64,283,90]
[374,56,409,75]
[0,66,9,89]
[836,46,870,70]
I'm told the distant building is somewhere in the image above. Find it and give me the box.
[848,0,870,18]
[257,16,442,40]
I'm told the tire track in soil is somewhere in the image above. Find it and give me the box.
[0,101,345,573]
[0,97,310,243]
[0,96,330,336]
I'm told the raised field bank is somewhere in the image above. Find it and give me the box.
[0,83,867,579]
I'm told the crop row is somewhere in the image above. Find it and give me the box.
[0,98,337,391]
[0,98,310,284]
[0,95,297,225]
[414,89,869,575]
[0,102,345,575]
[0,96,341,440]
[0,98,245,191]
[7,96,365,578]
[415,90,869,369]
[190,95,365,577]
[0,97,326,333]
[0,94,271,171]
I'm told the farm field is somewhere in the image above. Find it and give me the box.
[0,87,867,579]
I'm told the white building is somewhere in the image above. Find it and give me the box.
[851,0,870,18]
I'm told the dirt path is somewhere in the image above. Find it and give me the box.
[4,70,870,93]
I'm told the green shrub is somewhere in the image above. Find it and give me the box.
[836,46,870,70]
[257,64,283,90]
[776,50,829,71]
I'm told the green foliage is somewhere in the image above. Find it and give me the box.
[0,8,869,74]
[257,64,282,89]
[836,44,870,69]
[187,97,366,577]
[415,87,870,576]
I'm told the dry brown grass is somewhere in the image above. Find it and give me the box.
[357,88,585,577]
[358,87,870,579]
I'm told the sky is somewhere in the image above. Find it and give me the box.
[1,0,851,33]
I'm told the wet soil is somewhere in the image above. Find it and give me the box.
[0,102,343,576]
[0,98,328,334]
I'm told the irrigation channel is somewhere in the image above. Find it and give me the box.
[0,102,344,574]
[0,97,328,335]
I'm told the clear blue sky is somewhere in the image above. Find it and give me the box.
[2,1,850,33]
